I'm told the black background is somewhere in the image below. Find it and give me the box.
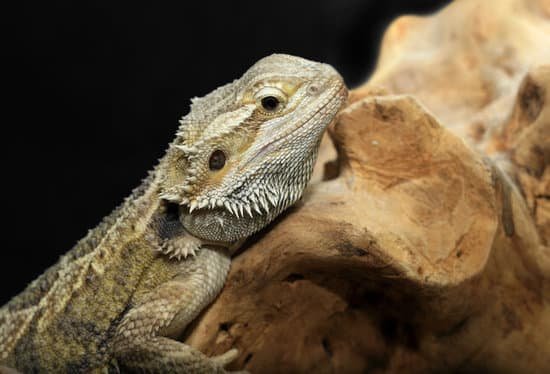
[2,0,450,304]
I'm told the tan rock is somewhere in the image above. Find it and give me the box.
[185,0,550,372]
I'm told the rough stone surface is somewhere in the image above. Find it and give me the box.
[185,0,550,372]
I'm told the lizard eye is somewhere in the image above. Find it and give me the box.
[255,87,286,113]
[209,150,226,171]
[261,96,280,111]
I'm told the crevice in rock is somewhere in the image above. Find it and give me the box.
[219,322,232,332]
[283,273,305,283]
[244,353,253,365]
[321,337,333,357]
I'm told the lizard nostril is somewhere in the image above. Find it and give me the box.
[307,84,320,94]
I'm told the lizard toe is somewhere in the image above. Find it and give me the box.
[211,348,239,367]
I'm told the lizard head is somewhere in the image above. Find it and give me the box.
[159,54,347,244]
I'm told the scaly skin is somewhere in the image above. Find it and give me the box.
[0,54,347,373]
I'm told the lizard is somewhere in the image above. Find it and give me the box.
[0,53,347,373]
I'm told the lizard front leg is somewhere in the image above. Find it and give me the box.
[112,247,240,373]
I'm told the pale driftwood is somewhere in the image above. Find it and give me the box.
[185,0,550,372]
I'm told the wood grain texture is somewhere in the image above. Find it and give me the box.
[186,0,550,372]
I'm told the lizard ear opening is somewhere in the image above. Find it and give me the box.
[209,150,226,171]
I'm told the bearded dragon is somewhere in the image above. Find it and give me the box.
[0,54,347,373]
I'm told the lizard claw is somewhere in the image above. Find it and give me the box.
[210,348,251,373]
[211,348,239,367]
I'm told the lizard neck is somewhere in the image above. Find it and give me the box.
[178,146,319,243]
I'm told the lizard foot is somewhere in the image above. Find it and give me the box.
[160,232,203,260]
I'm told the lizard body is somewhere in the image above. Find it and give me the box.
[0,54,347,373]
